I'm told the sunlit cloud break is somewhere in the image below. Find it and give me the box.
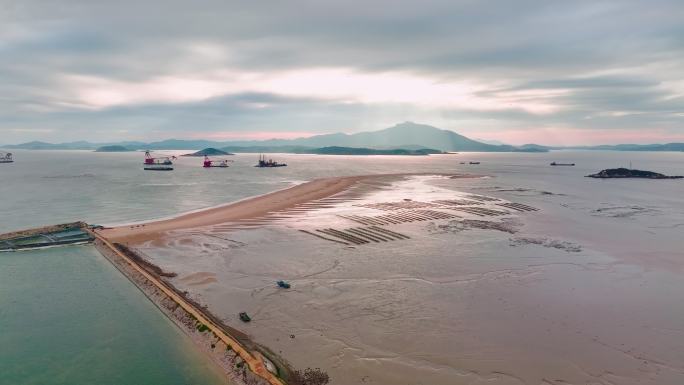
[63,68,560,115]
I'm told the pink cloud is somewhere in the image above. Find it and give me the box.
[472,128,684,146]
[187,131,314,141]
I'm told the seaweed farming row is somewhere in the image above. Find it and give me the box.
[355,201,442,211]
[339,209,459,226]
[446,206,510,217]
[496,202,539,212]
[464,194,501,202]
[433,199,484,206]
[297,193,540,245]
[301,226,410,245]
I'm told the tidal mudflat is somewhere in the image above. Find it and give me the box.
[4,151,683,385]
[122,173,684,385]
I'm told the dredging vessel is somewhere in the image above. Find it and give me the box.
[255,154,287,168]
[144,151,175,171]
[0,152,13,163]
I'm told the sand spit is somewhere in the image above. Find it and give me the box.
[102,173,476,243]
[92,235,284,385]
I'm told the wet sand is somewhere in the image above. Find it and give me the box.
[106,174,684,385]
[101,175,369,243]
[102,174,476,244]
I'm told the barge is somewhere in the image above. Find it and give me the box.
[0,222,93,251]
[551,162,575,166]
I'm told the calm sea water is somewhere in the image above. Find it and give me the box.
[1,149,682,233]
[0,246,228,385]
[0,149,682,385]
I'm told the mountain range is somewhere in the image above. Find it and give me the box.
[2,122,682,152]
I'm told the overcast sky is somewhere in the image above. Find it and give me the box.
[2,0,683,145]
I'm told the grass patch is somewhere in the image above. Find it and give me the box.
[196,323,210,332]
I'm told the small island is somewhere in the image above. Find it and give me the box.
[95,145,134,152]
[181,148,234,157]
[586,168,683,179]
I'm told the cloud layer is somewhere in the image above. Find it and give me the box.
[2,0,683,145]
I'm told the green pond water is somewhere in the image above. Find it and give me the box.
[0,246,229,385]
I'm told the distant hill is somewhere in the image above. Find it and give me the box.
[569,143,684,151]
[221,145,312,153]
[4,141,143,150]
[4,122,683,152]
[219,122,545,152]
[294,146,444,155]
[4,141,97,150]
[95,145,134,152]
[517,144,551,152]
[144,139,225,150]
[181,148,234,157]
[265,122,534,152]
[2,122,541,152]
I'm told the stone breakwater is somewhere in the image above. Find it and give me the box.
[94,239,276,385]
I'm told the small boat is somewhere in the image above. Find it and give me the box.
[203,155,231,168]
[255,154,287,168]
[144,151,175,171]
[0,152,13,163]
[276,280,291,289]
[551,162,575,166]
[239,312,251,322]
[469,161,480,165]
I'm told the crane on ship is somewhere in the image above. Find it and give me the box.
[143,150,176,171]
[0,152,13,163]
[203,155,233,168]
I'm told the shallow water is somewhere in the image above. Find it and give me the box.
[0,246,229,385]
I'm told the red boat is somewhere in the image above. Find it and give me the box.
[144,151,176,171]
[203,155,232,168]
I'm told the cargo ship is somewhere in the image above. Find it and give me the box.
[550,162,575,166]
[0,152,13,163]
[144,151,175,171]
